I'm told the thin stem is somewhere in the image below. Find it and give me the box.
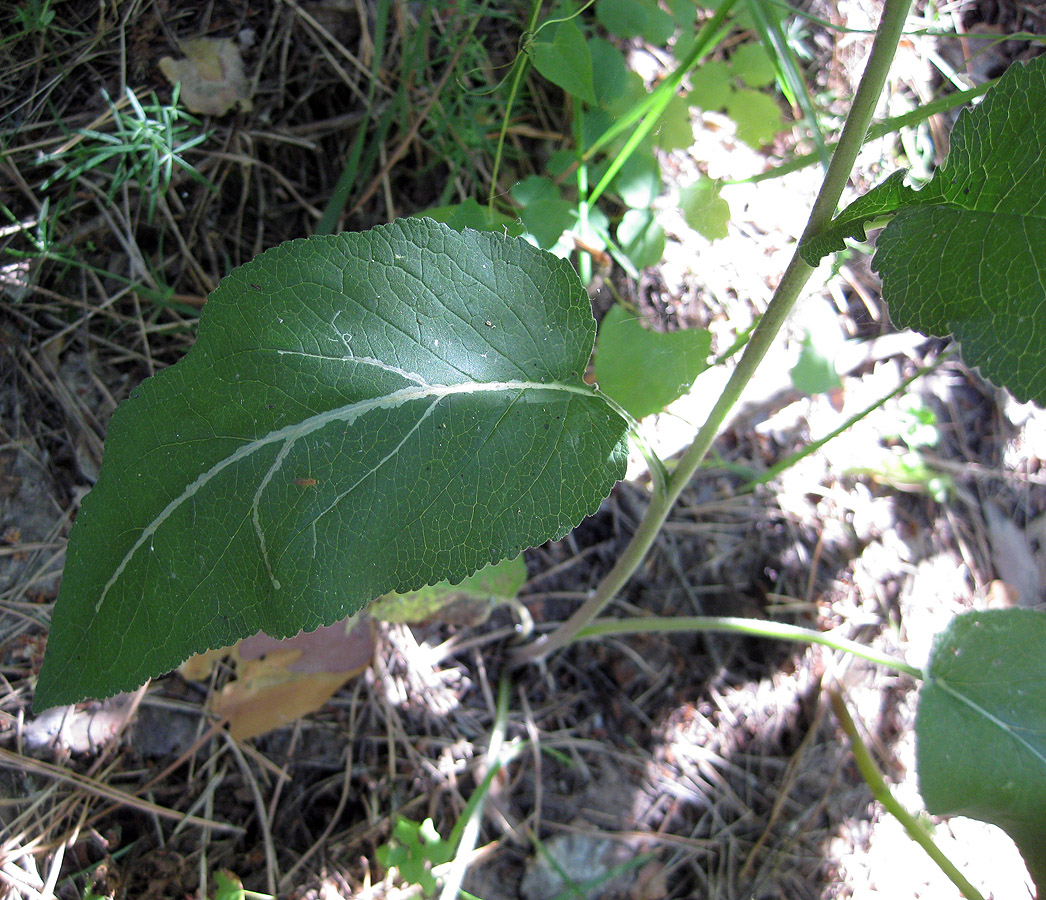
[439,675,514,900]
[745,361,937,489]
[585,0,737,209]
[829,690,987,900]
[315,0,391,235]
[511,0,915,665]
[488,0,544,211]
[578,616,923,679]
[582,0,737,164]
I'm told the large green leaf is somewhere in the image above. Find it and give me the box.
[916,609,1046,891]
[36,219,628,709]
[800,55,1046,403]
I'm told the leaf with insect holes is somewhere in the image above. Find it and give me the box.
[800,55,1046,404]
[35,219,628,709]
[531,18,596,105]
[916,609,1046,892]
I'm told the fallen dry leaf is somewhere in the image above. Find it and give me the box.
[159,37,252,116]
[181,618,374,740]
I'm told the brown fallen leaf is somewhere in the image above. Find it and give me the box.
[159,37,252,116]
[181,618,374,740]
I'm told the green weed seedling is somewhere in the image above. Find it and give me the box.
[377,817,455,896]
[33,1,1046,896]
[39,86,213,224]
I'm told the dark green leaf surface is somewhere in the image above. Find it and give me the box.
[916,609,1046,890]
[593,304,711,420]
[36,220,628,709]
[801,56,1046,403]
[797,170,912,264]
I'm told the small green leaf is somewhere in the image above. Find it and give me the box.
[612,150,662,209]
[596,0,674,43]
[210,871,245,900]
[417,198,523,235]
[680,176,730,240]
[510,175,559,207]
[512,176,575,250]
[616,207,665,270]
[35,219,628,709]
[725,88,783,148]
[606,70,649,117]
[594,304,711,420]
[789,332,841,395]
[523,198,576,250]
[368,556,526,624]
[589,37,629,108]
[730,42,777,88]
[654,92,694,152]
[688,60,733,111]
[916,609,1046,892]
[531,18,597,105]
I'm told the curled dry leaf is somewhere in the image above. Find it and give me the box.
[159,37,252,116]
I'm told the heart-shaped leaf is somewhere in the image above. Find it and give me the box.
[531,19,596,105]
[36,219,628,709]
[594,304,711,420]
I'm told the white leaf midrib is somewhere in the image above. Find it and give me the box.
[95,378,591,612]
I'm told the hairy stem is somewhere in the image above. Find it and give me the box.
[511,0,915,665]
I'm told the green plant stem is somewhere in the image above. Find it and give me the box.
[582,0,737,165]
[585,0,737,209]
[574,105,592,284]
[578,616,923,678]
[511,0,914,666]
[748,0,830,171]
[438,675,514,900]
[745,361,937,489]
[488,0,543,212]
[315,0,391,235]
[828,690,987,900]
[740,80,996,186]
